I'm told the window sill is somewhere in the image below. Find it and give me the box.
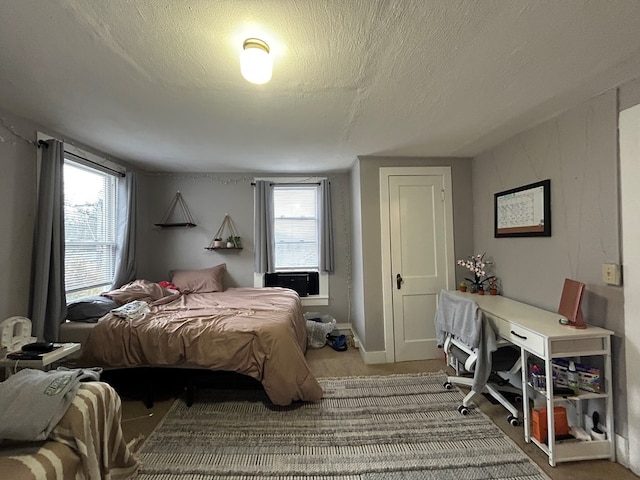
[301,295,329,307]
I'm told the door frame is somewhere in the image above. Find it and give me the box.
[380,166,456,363]
[620,103,640,474]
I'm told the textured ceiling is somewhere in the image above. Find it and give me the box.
[2,0,640,173]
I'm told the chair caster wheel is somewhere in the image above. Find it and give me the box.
[443,381,453,390]
[514,395,523,404]
[457,405,470,416]
[508,415,520,426]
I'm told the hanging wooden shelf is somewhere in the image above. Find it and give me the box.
[155,222,197,228]
[205,214,242,250]
[155,191,197,228]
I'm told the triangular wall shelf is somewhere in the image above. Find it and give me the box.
[205,214,242,250]
[155,191,197,228]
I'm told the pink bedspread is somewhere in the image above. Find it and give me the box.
[81,286,323,406]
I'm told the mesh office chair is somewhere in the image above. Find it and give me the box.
[435,289,522,426]
[443,334,522,425]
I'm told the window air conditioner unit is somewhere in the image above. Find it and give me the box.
[264,272,319,297]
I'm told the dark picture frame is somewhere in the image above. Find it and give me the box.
[494,179,551,237]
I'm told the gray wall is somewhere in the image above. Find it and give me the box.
[472,89,627,438]
[136,171,352,323]
[0,110,37,321]
[351,156,474,352]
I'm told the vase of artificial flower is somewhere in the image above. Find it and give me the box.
[457,253,495,293]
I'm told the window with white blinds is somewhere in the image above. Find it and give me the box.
[273,185,319,270]
[63,159,117,300]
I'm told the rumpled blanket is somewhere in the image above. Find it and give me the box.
[0,368,100,442]
[82,286,324,406]
[102,279,179,306]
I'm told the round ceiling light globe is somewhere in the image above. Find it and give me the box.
[240,39,272,84]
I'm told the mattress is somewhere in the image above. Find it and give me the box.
[58,320,96,344]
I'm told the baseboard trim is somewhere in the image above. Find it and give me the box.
[350,329,387,364]
[616,433,629,468]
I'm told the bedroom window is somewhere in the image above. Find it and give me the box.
[63,159,117,301]
[273,185,319,270]
[254,177,331,306]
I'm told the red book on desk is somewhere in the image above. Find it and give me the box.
[558,278,586,329]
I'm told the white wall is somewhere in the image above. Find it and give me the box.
[349,162,366,346]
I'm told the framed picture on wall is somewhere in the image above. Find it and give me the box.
[494,179,551,237]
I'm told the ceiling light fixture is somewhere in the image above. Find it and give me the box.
[240,38,272,84]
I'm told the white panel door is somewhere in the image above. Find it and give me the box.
[387,172,454,362]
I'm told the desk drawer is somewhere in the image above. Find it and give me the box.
[488,314,546,358]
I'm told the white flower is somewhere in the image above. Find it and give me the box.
[456,252,493,286]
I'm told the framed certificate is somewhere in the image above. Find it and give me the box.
[494,179,551,237]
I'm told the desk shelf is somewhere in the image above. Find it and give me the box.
[528,383,609,403]
[523,350,614,466]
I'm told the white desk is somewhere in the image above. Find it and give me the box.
[450,291,615,466]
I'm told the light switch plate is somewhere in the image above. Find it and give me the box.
[602,263,621,286]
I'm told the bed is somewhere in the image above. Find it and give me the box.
[69,266,324,406]
[0,381,139,479]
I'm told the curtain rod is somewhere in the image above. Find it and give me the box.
[38,140,125,177]
[251,181,323,186]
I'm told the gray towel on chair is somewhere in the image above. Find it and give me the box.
[434,290,483,348]
[434,289,498,392]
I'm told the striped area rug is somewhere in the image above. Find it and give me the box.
[137,372,550,479]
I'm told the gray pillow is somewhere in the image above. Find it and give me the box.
[66,295,118,323]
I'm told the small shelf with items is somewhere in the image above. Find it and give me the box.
[523,350,614,465]
[205,214,242,251]
[155,191,197,228]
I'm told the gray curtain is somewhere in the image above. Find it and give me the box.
[112,171,137,288]
[30,139,67,342]
[320,179,335,272]
[253,180,275,273]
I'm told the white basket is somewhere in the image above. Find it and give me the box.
[304,312,336,348]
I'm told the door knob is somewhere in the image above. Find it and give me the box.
[396,273,403,289]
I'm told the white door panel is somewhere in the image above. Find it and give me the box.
[381,168,455,362]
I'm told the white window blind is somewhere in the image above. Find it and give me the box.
[63,159,117,300]
[273,185,319,270]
